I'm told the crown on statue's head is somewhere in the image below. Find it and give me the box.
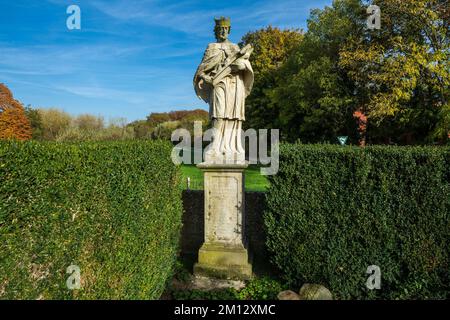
[214,17,231,28]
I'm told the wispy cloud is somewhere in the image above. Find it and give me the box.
[5,0,332,121]
[88,0,324,35]
[55,85,147,104]
[0,43,152,76]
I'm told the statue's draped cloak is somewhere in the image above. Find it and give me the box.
[193,42,254,121]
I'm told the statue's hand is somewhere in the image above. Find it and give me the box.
[242,51,251,60]
[199,74,213,89]
[231,61,246,73]
[201,74,213,84]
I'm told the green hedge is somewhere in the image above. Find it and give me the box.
[265,144,449,299]
[0,141,182,299]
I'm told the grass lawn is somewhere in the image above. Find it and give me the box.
[179,164,269,192]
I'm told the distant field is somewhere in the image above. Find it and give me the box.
[180,164,269,192]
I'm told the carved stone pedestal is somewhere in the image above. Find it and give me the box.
[193,162,252,280]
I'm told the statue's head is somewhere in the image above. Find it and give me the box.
[214,17,231,42]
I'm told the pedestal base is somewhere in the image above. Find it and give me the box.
[194,243,252,280]
[194,162,253,281]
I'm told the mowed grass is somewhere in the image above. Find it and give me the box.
[180,164,269,191]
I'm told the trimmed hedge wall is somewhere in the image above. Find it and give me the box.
[0,141,182,299]
[265,144,449,299]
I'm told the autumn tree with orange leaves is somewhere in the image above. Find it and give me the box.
[0,83,32,140]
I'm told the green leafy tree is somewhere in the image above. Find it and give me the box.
[239,26,304,130]
[128,120,153,139]
[270,0,361,142]
[146,109,209,139]
[147,112,171,128]
[256,0,448,144]
[339,0,450,144]
[24,106,44,140]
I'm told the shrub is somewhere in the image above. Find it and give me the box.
[265,143,450,299]
[235,277,285,300]
[0,140,182,299]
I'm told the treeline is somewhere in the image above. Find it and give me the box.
[24,107,133,141]
[25,107,208,141]
[241,0,449,145]
[129,109,209,140]
[1,82,208,141]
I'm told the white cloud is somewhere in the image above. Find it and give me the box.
[0,44,133,74]
[55,85,146,104]
[87,0,329,35]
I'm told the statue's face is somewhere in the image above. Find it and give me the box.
[215,26,230,42]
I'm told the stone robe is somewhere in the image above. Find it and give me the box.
[193,41,254,159]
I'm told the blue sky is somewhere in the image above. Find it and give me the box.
[0,0,332,122]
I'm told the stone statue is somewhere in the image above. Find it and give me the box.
[193,18,254,280]
[194,17,254,163]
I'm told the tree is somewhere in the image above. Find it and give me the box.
[144,109,209,139]
[146,113,171,127]
[177,109,209,133]
[239,26,304,130]
[38,108,72,140]
[151,121,181,140]
[248,0,448,144]
[0,83,32,140]
[128,120,153,139]
[56,116,134,141]
[269,0,361,142]
[73,114,104,131]
[24,106,44,140]
[339,0,450,144]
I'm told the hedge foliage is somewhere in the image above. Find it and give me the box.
[0,141,182,299]
[265,144,449,299]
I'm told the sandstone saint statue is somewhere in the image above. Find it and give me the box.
[193,17,254,162]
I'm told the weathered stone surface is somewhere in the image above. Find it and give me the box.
[198,162,248,245]
[193,17,254,160]
[197,243,249,266]
[181,190,273,275]
[277,290,301,300]
[191,276,246,291]
[193,163,253,280]
[171,276,245,292]
[298,284,333,300]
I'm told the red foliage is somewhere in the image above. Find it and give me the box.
[353,108,367,147]
[0,83,32,140]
